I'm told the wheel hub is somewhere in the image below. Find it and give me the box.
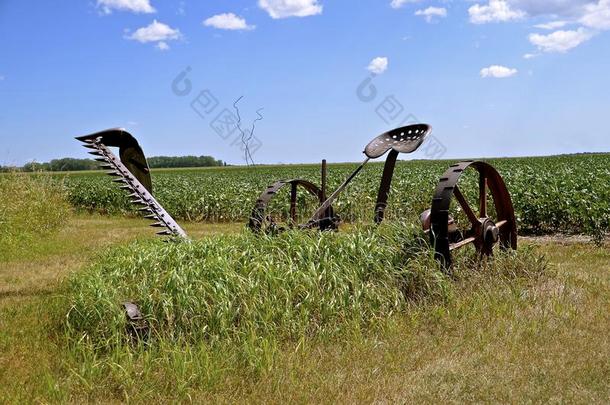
[429,160,518,268]
[481,218,500,245]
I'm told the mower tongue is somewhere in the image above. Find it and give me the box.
[364,124,431,159]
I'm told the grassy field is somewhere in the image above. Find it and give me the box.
[0,212,608,402]
[1,160,609,403]
[58,153,610,237]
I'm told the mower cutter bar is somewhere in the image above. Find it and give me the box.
[78,137,188,239]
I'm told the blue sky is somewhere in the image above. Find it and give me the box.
[1,0,609,165]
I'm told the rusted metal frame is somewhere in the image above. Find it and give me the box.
[248,179,334,233]
[429,160,517,268]
[374,149,399,224]
[320,159,327,203]
[289,182,298,227]
[306,124,431,227]
[479,174,487,218]
[430,161,473,267]
[450,237,477,251]
[248,180,289,232]
[453,185,480,226]
[479,163,517,251]
[76,128,153,193]
[304,157,370,227]
[250,124,433,233]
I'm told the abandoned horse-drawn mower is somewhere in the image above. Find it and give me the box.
[76,124,517,267]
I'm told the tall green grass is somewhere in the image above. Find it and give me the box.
[0,173,70,260]
[62,223,546,383]
[65,225,429,345]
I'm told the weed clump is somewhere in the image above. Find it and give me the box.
[0,173,70,260]
[64,224,545,353]
[58,223,547,399]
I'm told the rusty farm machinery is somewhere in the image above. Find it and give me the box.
[76,124,517,267]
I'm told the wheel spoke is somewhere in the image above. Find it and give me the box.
[479,174,487,218]
[450,236,476,251]
[496,220,507,228]
[454,185,479,225]
[289,182,298,226]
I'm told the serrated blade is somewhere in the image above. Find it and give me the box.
[77,135,188,239]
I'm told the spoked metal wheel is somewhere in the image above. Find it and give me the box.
[429,160,517,268]
[248,179,338,234]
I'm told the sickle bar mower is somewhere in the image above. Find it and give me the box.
[76,128,187,239]
[76,124,517,267]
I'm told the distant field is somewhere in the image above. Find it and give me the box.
[56,154,610,237]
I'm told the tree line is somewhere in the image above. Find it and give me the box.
[147,155,224,168]
[0,155,225,172]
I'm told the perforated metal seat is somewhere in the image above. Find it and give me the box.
[364,124,431,159]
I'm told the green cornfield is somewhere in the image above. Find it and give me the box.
[58,154,610,237]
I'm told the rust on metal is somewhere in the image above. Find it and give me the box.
[374,149,399,224]
[76,128,152,193]
[248,179,338,233]
[123,301,148,340]
[249,123,432,233]
[428,160,517,268]
[321,159,327,203]
[305,124,432,228]
[76,123,518,270]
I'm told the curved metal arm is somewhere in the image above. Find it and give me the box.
[76,128,152,193]
[374,149,399,224]
[76,129,188,239]
[304,157,370,227]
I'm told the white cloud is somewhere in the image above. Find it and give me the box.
[519,2,610,55]
[509,0,591,18]
[97,0,155,14]
[462,1,608,55]
[534,20,568,30]
[390,0,419,9]
[415,7,447,23]
[580,0,610,30]
[156,41,170,51]
[258,0,322,19]
[523,53,538,59]
[127,20,181,48]
[367,57,389,75]
[485,1,605,21]
[529,27,594,53]
[203,13,255,31]
[480,65,518,78]
[469,0,526,24]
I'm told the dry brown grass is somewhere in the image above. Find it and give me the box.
[190,243,609,404]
